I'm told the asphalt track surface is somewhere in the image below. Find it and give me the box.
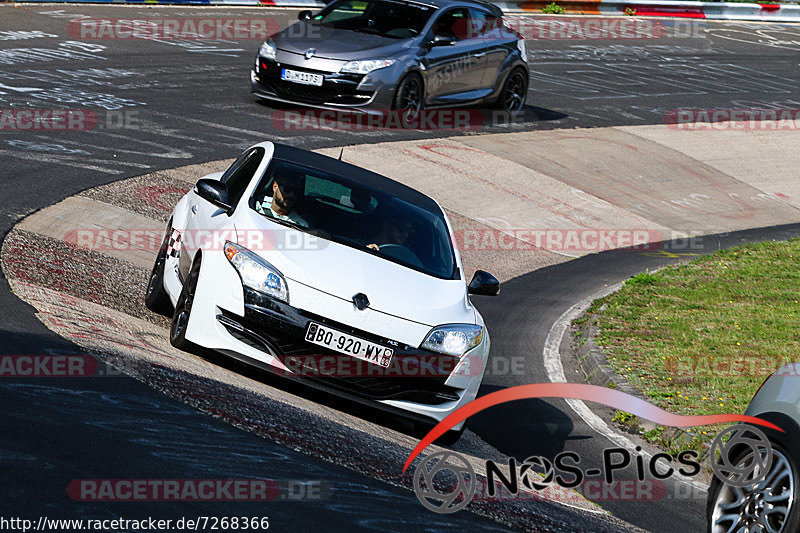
[2,5,800,532]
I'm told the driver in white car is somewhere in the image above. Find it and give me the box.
[255,171,309,228]
[367,216,415,251]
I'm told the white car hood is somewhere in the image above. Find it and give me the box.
[236,215,473,329]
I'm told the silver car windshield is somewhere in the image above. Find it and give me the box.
[250,159,458,280]
[311,0,435,39]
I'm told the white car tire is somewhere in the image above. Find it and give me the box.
[145,220,173,316]
[170,255,201,352]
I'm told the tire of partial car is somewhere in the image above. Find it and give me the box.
[170,255,201,351]
[707,440,800,533]
[495,67,528,114]
[144,219,173,316]
[392,73,424,127]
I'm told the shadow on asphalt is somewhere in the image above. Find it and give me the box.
[470,384,582,460]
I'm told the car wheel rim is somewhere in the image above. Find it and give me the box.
[711,449,795,533]
[399,78,421,123]
[504,72,526,113]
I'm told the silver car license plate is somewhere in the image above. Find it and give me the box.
[281,69,323,86]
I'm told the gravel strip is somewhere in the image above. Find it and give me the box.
[79,160,232,222]
[2,229,170,329]
[79,172,191,223]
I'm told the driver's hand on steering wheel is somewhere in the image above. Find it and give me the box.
[367,243,379,251]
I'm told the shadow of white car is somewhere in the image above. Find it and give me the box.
[145,141,499,443]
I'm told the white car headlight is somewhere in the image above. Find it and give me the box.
[422,324,483,357]
[339,59,395,75]
[517,39,528,63]
[224,241,288,303]
[259,40,277,61]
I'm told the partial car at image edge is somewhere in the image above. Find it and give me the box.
[707,363,800,533]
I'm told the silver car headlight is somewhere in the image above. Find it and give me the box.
[224,241,288,303]
[258,40,277,61]
[339,58,395,75]
[422,324,483,357]
[517,39,528,63]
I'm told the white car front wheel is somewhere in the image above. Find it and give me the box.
[170,256,201,351]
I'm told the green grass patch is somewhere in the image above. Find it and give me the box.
[612,410,636,425]
[542,2,566,14]
[594,238,800,424]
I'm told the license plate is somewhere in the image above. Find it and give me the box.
[305,322,394,368]
[281,69,323,86]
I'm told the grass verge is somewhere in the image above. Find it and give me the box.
[582,237,800,446]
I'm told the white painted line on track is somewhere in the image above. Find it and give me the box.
[542,282,709,493]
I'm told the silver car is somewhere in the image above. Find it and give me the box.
[707,363,800,532]
[250,0,529,118]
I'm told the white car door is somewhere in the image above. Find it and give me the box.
[179,147,265,280]
[179,190,231,281]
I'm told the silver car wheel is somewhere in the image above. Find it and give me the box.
[502,69,527,113]
[396,75,422,125]
[711,448,795,533]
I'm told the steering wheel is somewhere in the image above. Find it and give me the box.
[377,244,423,267]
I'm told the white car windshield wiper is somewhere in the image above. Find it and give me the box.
[260,213,308,233]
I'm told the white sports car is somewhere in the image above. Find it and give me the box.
[145,141,499,441]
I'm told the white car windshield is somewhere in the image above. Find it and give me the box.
[250,159,458,280]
